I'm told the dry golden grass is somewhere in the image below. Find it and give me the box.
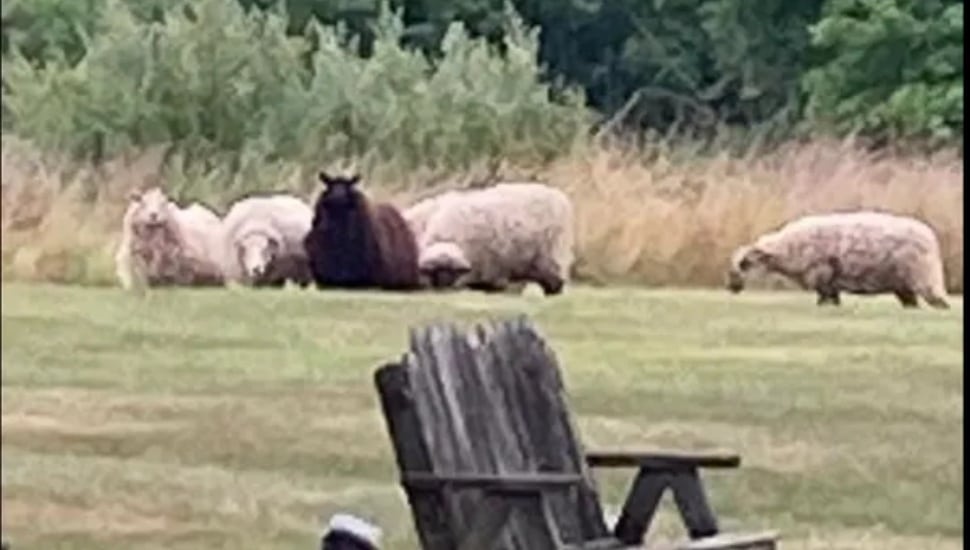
[1,135,963,291]
[548,140,963,291]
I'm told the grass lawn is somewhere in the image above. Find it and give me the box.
[0,283,963,549]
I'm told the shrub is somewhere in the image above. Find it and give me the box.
[2,0,590,179]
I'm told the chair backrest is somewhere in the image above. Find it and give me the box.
[375,316,612,550]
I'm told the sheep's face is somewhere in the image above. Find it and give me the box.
[727,245,771,293]
[316,171,364,213]
[419,242,472,289]
[237,232,281,281]
[129,188,175,231]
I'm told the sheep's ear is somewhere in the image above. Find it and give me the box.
[318,171,332,186]
[127,189,143,202]
[348,174,361,186]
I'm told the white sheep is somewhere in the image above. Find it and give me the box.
[416,182,575,295]
[114,187,225,289]
[220,194,313,287]
[727,210,949,308]
[402,189,462,241]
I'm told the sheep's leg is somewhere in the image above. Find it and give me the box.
[922,294,950,309]
[894,288,920,308]
[816,290,840,306]
[913,283,950,309]
[806,256,841,307]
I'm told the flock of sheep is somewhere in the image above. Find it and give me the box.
[115,171,950,309]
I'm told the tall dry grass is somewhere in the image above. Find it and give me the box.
[551,139,964,292]
[1,136,963,292]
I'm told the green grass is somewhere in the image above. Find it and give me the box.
[0,283,963,549]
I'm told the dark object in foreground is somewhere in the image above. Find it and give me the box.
[375,317,778,549]
[320,513,381,550]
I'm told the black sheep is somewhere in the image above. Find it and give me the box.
[304,172,421,290]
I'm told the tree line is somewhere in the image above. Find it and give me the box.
[1,0,962,159]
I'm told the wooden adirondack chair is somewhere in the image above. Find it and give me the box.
[374,317,778,550]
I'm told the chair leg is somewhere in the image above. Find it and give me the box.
[669,470,719,539]
[612,470,670,545]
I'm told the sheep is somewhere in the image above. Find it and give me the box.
[727,210,949,309]
[114,187,225,289]
[416,182,575,296]
[402,189,462,242]
[220,194,313,288]
[304,172,422,291]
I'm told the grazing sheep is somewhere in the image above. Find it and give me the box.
[304,172,421,291]
[417,182,575,295]
[114,187,225,289]
[727,210,949,309]
[221,194,313,287]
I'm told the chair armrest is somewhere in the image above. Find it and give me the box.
[401,471,585,493]
[586,450,740,470]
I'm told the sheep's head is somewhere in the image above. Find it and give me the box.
[419,242,472,289]
[315,171,364,214]
[726,244,772,293]
[128,187,175,231]
[236,231,281,281]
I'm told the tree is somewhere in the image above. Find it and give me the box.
[802,0,963,147]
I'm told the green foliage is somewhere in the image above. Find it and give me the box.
[214,0,829,140]
[1,0,105,65]
[508,0,825,138]
[2,0,590,174]
[0,0,963,154]
[802,0,963,147]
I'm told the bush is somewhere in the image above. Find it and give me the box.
[2,0,590,177]
[1,0,105,65]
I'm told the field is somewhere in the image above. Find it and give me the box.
[0,283,963,549]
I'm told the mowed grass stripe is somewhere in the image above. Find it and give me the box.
[1,283,963,549]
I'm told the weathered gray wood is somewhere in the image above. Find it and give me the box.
[669,471,719,539]
[377,316,611,549]
[586,452,740,470]
[673,531,778,550]
[375,362,457,550]
[456,493,516,550]
[612,470,671,545]
[560,540,631,550]
[375,317,777,550]
[402,472,585,492]
[505,493,563,550]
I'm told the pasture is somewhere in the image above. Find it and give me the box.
[0,283,963,549]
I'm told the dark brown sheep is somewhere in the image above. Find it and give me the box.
[304,172,421,291]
